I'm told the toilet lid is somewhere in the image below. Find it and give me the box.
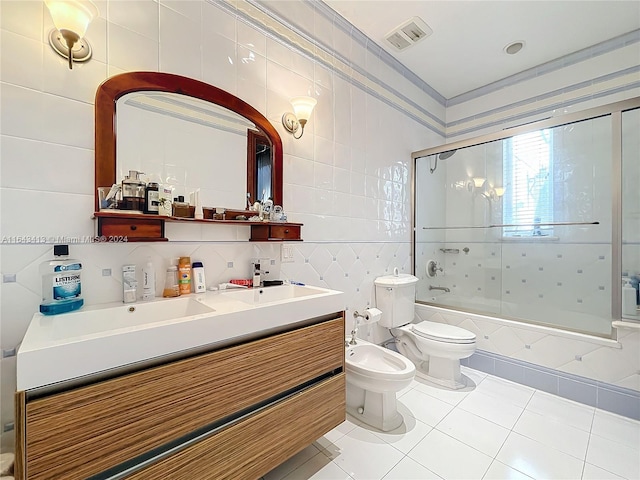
[412,321,476,344]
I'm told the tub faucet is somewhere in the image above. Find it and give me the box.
[429,285,451,293]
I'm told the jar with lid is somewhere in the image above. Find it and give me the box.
[162,265,179,297]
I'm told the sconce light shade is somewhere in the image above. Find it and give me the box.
[45,0,99,69]
[472,177,486,188]
[282,96,317,139]
[493,187,505,197]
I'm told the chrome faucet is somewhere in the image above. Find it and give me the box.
[429,285,451,293]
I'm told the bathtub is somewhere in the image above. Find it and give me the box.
[421,293,612,337]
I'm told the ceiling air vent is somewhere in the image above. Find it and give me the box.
[384,16,433,51]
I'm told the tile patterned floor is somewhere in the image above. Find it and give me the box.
[262,367,640,480]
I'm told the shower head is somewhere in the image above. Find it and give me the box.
[438,149,457,160]
[429,149,457,173]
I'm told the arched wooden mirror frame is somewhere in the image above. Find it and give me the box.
[94,71,283,213]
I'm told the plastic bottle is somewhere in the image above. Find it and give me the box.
[178,256,192,295]
[39,245,83,315]
[163,265,180,298]
[622,278,637,316]
[192,261,206,293]
[142,257,156,301]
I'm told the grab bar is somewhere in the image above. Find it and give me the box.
[439,248,459,254]
[423,221,599,230]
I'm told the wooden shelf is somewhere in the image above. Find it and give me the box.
[93,211,303,241]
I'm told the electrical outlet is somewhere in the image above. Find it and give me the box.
[281,244,295,263]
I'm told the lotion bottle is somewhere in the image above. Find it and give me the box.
[142,257,156,301]
[192,261,206,293]
[178,256,192,295]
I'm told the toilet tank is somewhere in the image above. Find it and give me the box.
[374,274,419,328]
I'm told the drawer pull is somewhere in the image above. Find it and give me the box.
[130,225,137,231]
[284,229,289,234]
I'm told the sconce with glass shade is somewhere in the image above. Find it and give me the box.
[45,0,99,69]
[282,96,317,139]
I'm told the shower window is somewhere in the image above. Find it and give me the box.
[503,129,554,237]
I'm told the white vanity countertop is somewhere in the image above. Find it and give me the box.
[17,285,344,392]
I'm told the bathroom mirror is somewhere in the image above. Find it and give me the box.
[94,71,282,212]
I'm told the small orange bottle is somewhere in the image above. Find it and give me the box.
[178,256,192,295]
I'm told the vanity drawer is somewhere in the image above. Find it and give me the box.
[128,374,345,480]
[97,215,165,241]
[250,223,301,241]
[20,316,344,480]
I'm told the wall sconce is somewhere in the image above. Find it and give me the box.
[467,177,486,192]
[45,0,99,70]
[472,177,486,188]
[282,96,317,139]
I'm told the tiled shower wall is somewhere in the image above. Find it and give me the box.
[1,0,639,448]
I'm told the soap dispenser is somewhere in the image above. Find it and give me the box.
[121,170,146,212]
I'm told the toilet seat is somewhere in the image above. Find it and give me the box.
[411,321,475,344]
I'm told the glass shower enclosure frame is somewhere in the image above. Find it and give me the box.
[412,97,640,339]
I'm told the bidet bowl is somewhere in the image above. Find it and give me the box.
[345,342,415,393]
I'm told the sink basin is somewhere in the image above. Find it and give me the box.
[17,284,344,392]
[45,297,215,340]
[220,284,329,305]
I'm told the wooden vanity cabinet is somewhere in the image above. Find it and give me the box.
[14,315,345,480]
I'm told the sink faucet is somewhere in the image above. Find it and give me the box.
[429,285,451,293]
[252,261,261,288]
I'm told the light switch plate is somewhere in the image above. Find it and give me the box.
[281,244,295,263]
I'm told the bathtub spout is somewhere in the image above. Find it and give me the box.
[429,285,451,293]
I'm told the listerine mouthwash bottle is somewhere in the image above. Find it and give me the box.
[39,245,84,315]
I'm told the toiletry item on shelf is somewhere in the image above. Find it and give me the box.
[178,256,192,295]
[121,170,146,212]
[39,245,83,315]
[192,262,206,293]
[98,184,120,210]
[144,182,159,215]
[122,265,137,303]
[142,258,156,301]
[262,198,273,217]
[173,196,195,217]
[246,192,252,210]
[158,184,173,216]
[163,265,180,297]
[622,278,637,316]
[190,189,203,219]
[229,279,252,287]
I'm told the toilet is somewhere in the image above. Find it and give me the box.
[345,338,415,432]
[375,273,476,390]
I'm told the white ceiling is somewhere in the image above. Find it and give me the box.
[324,1,640,99]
